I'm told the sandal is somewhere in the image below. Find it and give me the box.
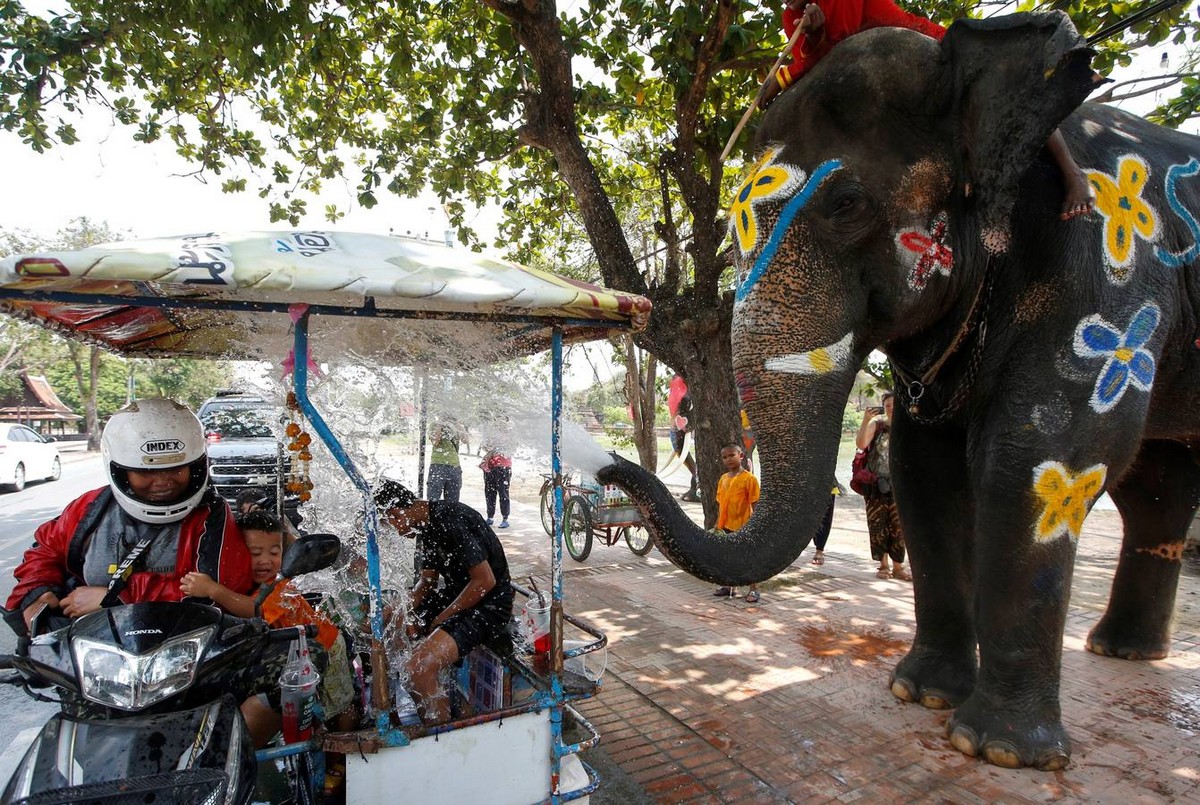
[713,586,734,597]
[744,590,760,603]
[893,566,913,582]
[875,567,891,579]
[811,551,825,566]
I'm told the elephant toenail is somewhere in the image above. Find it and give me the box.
[983,740,1023,768]
[1036,750,1070,771]
[948,724,979,757]
[920,689,953,710]
[890,678,917,702]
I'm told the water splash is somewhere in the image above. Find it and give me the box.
[229,343,628,716]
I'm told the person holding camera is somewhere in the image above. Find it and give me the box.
[854,392,911,581]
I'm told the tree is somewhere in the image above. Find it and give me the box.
[133,358,233,411]
[1,0,1195,519]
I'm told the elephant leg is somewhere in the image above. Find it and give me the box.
[887,421,978,710]
[945,466,1080,771]
[1087,439,1200,660]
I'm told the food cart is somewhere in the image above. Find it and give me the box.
[0,230,652,804]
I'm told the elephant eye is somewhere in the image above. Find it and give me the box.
[826,183,869,218]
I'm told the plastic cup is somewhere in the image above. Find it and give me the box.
[563,640,607,682]
[523,600,551,656]
[279,675,320,743]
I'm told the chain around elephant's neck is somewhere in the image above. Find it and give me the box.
[890,258,996,426]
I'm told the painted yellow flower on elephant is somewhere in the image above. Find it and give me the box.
[730,147,804,256]
[1031,461,1108,543]
[1086,155,1159,281]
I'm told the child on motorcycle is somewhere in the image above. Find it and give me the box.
[181,509,357,744]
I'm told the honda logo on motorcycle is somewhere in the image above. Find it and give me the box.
[142,439,184,454]
[125,628,164,636]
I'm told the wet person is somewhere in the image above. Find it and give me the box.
[4,398,253,635]
[759,0,1094,219]
[427,421,463,502]
[374,478,514,724]
[712,443,763,603]
[180,509,357,745]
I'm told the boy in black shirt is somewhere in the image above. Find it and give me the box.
[374,479,513,724]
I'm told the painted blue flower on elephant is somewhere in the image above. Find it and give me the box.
[1073,303,1159,413]
[735,159,842,304]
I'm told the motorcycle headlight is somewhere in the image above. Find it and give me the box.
[73,626,215,711]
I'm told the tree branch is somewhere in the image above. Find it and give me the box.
[479,0,646,296]
[1093,72,1196,103]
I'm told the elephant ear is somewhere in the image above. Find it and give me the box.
[941,11,1102,251]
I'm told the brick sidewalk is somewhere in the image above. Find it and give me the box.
[470,466,1200,804]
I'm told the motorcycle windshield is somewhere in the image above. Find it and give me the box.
[2,696,252,805]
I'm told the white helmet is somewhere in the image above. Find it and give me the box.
[101,398,210,524]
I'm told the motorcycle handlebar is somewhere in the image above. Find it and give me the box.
[267,625,318,643]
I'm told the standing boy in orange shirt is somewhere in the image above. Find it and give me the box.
[713,443,763,603]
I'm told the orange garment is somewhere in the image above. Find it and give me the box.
[716,470,760,531]
[259,579,340,651]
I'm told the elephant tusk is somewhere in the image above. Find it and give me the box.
[764,331,854,375]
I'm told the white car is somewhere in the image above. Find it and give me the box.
[0,423,62,492]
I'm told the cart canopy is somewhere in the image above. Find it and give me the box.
[0,231,652,367]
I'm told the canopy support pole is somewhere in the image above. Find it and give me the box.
[549,325,567,803]
[291,312,402,742]
[416,368,428,498]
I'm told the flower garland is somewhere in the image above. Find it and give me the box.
[284,392,314,502]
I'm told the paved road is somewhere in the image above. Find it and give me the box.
[0,451,105,781]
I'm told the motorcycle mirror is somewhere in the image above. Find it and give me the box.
[280,533,341,579]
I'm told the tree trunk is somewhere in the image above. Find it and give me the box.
[86,347,100,450]
[70,344,102,450]
[678,319,742,529]
[0,340,23,376]
[483,0,744,524]
[621,335,658,472]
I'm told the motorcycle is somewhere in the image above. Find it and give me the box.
[0,532,341,805]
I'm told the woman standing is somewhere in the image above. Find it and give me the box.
[854,392,910,581]
[480,443,512,529]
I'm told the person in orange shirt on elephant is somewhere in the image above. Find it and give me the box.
[712,443,762,603]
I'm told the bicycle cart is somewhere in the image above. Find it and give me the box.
[0,230,652,805]
[540,473,653,561]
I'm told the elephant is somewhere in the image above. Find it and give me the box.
[597,12,1200,771]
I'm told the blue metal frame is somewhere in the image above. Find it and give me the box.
[254,738,325,800]
[549,326,567,803]
[291,310,409,746]
[0,288,621,330]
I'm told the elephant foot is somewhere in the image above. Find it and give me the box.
[945,693,1070,771]
[1085,617,1170,660]
[889,647,975,710]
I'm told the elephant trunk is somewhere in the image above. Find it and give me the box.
[596,369,855,586]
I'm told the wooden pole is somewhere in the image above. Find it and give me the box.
[719,20,809,165]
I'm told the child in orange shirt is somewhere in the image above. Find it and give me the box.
[181,509,355,744]
[713,443,763,603]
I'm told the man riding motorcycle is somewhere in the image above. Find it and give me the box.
[4,396,254,634]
